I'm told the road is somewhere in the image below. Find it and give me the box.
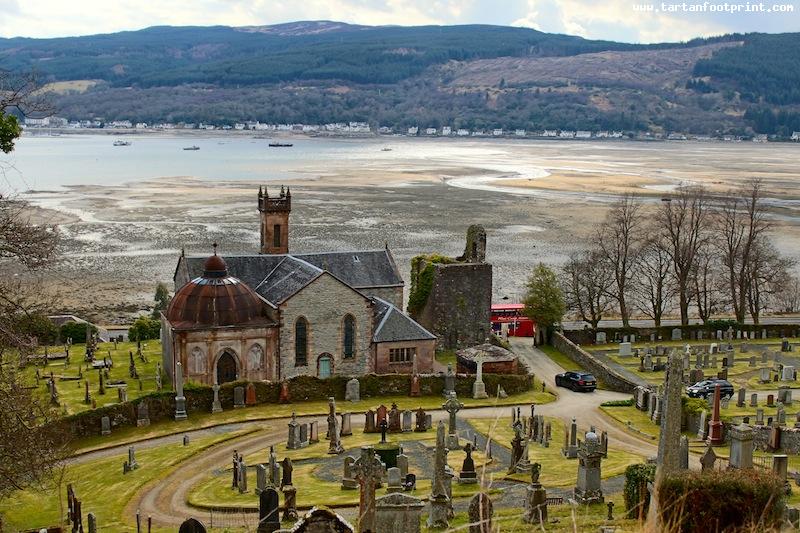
[68,337,665,528]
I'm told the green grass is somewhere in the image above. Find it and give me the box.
[189,431,494,510]
[467,417,644,488]
[0,428,258,533]
[434,494,634,532]
[25,341,168,416]
[539,345,583,372]
[70,384,555,456]
[434,350,456,368]
[600,405,660,440]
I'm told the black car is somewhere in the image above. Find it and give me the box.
[686,379,734,400]
[555,371,597,392]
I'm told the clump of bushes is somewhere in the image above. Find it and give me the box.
[682,396,708,416]
[624,463,656,519]
[657,468,785,532]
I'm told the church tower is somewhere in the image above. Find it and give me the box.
[258,186,291,254]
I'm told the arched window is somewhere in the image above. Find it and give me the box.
[343,314,356,358]
[295,317,308,366]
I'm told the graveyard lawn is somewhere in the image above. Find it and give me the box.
[599,405,660,440]
[69,385,554,456]
[436,493,633,532]
[188,449,494,510]
[0,428,258,532]
[25,341,168,416]
[746,374,800,391]
[467,418,644,487]
[588,338,800,391]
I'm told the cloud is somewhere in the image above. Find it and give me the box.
[0,0,797,41]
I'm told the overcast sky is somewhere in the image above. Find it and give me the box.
[1,0,798,42]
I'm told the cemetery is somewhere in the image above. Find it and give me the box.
[8,334,800,531]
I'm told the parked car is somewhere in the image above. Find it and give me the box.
[686,379,734,400]
[555,371,597,392]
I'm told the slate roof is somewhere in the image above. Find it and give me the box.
[371,297,436,343]
[253,256,324,305]
[178,249,402,307]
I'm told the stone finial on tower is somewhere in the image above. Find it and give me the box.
[458,225,487,263]
[258,186,291,255]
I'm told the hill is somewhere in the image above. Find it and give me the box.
[3,23,798,135]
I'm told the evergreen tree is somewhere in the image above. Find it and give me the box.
[523,263,565,345]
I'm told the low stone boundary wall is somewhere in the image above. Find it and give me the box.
[551,332,637,393]
[56,372,533,439]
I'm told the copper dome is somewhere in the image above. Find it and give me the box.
[167,252,266,328]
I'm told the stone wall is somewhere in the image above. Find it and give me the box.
[746,424,800,454]
[279,273,373,379]
[551,331,637,393]
[565,325,800,345]
[415,262,492,350]
[373,339,435,374]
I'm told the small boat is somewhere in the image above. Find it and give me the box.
[113,140,131,146]
[268,142,293,147]
[381,147,392,151]
[183,145,200,151]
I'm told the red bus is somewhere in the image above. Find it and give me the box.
[491,303,536,337]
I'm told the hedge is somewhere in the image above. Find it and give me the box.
[55,372,532,438]
[657,468,785,532]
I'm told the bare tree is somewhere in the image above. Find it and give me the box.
[632,234,674,327]
[657,186,710,325]
[717,178,771,323]
[746,241,793,325]
[691,247,723,324]
[597,194,641,328]
[773,273,800,313]
[561,250,615,330]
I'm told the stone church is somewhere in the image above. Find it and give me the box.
[161,187,436,387]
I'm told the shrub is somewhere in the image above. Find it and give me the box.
[128,315,161,342]
[624,463,656,519]
[601,399,634,407]
[60,321,97,344]
[682,396,707,416]
[658,468,785,532]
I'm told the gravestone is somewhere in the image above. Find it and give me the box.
[573,432,604,504]
[671,328,682,341]
[458,443,478,484]
[174,361,188,421]
[257,488,280,533]
[397,446,409,478]
[619,342,632,357]
[376,405,388,426]
[287,413,302,449]
[402,410,413,433]
[238,457,248,493]
[414,408,427,432]
[729,424,754,469]
[365,409,376,433]
[345,378,360,402]
[751,393,759,407]
[388,403,401,433]
[375,492,425,533]
[245,382,257,406]
[782,365,796,381]
[340,412,352,437]
[233,386,245,408]
[101,416,111,436]
[299,423,309,447]
[86,512,96,533]
[428,421,450,529]
[472,357,489,399]
[749,356,756,367]
[562,418,579,459]
[696,411,708,440]
[756,408,765,425]
[737,388,746,407]
[760,368,771,383]
[137,402,150,427]
[386,467,403,493]
[309,420,319,443]
[443,392,463,450]
[256,464,267,495]
[443,363,455,397]
[467,492,493,533]
[341,456,358,490]
[523,463,547,524]
[211,382,223,413]
[596,331,607,344]
[127,446,138,470]
[352,446,385,533]
[178,518,207,533]
[679,435,689,470]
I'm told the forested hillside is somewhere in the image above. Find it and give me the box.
[3,22,798,135]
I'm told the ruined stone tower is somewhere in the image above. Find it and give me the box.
[259,186,291,254]
[408,225,492,349]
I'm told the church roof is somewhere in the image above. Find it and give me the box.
[179,249,403,306]
[371,297,437,343]
[254,256,324,305]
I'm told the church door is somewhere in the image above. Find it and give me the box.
[216,351,238,384]
[318,354,332,379]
